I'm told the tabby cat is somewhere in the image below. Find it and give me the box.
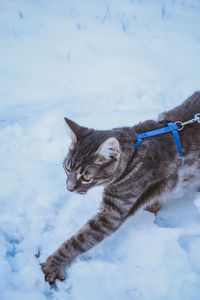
[41,91,200,284]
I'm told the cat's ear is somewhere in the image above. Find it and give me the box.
[95,137,121,161]
[64,118,85,143]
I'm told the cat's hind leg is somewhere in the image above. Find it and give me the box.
[145,200,161,215]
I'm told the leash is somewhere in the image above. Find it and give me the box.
[134,113,200,167]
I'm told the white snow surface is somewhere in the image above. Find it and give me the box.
[0,0,200,299]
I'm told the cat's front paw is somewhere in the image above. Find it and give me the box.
[41,255,66,285]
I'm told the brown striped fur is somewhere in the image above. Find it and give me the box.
[41,92,200,284]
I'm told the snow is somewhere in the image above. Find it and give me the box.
[0,0,200,299]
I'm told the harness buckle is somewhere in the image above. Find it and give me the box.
[159,119,172,125]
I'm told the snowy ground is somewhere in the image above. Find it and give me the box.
[0,0,200,299]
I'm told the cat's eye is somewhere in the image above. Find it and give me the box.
[81,174,93,184]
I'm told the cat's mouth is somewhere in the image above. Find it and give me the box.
[68,188,87,195]
[77,191,87,195]
[66,184,87,194]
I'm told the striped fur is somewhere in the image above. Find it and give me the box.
[41,92,200,284]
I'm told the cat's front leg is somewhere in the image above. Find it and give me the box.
[41,194,132,285]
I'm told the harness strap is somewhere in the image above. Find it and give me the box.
[171,128,183,158]
[134,122,183,166]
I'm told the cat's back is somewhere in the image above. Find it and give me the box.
[160,91,200,156]
[160,91,200,123]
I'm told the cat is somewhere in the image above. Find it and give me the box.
[41,91,200,284]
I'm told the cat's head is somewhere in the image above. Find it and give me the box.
[63,118,121,194]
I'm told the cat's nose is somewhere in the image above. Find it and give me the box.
[67,186,75,192]
[67,180,76,192]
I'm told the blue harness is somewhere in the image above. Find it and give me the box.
[133,114,200,167]
[134,122,183,165]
